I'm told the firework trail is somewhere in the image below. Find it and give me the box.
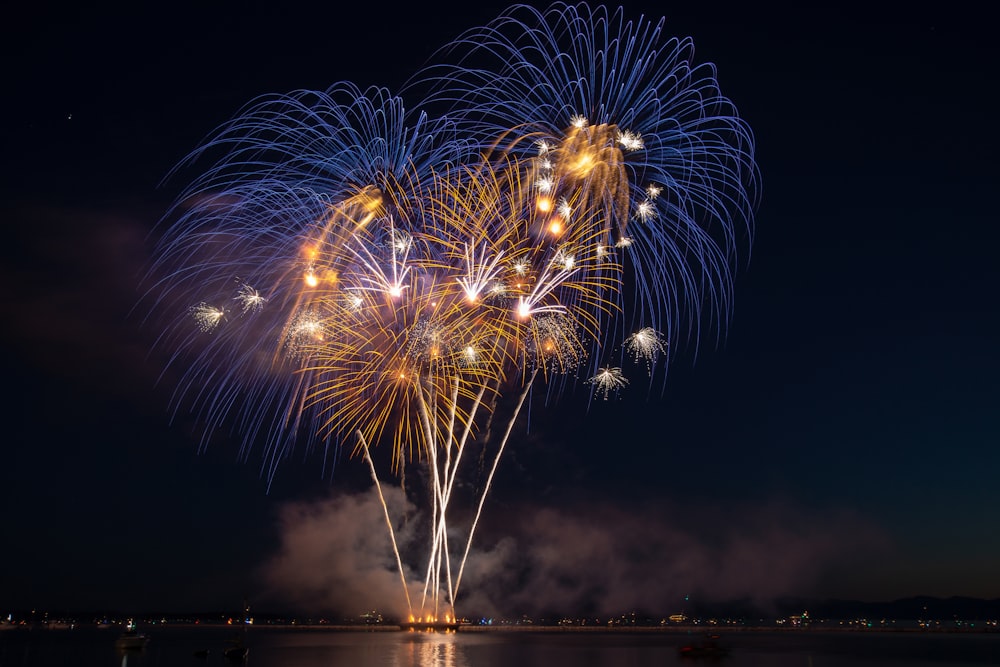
[143,3,758,621]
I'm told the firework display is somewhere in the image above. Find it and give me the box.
[145,2,758,622]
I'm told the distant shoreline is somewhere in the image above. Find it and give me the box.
[454,625,999,634]
[2,623,998,635]
[187,624,1000,635]
[4,620,998,635]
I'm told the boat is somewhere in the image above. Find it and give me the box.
[114,620,149,650]
[223,645,249,661]
[678,634,730,659]
[223,635,249,661]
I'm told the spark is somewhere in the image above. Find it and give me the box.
[625,327,667,365]
[553,249,575,271]
[293,313,323,339]
[515,248,579,319]
[586,366,628,399]
[557,197,572,219]
[345,293,364,310]
[488,281,509,298]
[526,313,585,372]
[456,242,506,303]
[391,229,414,253]
[635,200,656,222]
[286,310,324,357]
[234,282,266,315]
[618,129,644,151]
[407,319,455,364]
[190,302,225,332]
[345,223,412,298]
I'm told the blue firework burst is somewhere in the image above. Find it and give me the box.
[407,2,759,362]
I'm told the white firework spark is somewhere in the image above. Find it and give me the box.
[552,248,575,271]
[617,129,644,151]
[510,260,529,277]
[625,327,667,366]
[234,282,266,315]
[586,366,628,399]
[456,241,506,302]
[190,302,225,332]
[345,293,364,311]
[557,197,572,219]
[526,314,585,372]
[634,199,656,222]
[285,310,324,357]
[390,228,414,253]
[407,318,455,364]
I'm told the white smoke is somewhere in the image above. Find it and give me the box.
[259,489,886,619]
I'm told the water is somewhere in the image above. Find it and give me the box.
[2,626,998,667]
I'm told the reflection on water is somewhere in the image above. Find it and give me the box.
[395,631,465,667]
[2,627,998,667]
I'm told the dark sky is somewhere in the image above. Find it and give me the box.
[2,1,997,617]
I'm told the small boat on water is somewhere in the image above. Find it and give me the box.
[223,645,249,661]
[114,621,149,650]
[223,635,249,662]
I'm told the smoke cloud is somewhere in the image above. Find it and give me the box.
[259,489,886,619]
[258,487,421,618]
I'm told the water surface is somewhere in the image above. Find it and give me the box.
[2,626,997,667]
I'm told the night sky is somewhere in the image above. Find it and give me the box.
[3,1,997,617]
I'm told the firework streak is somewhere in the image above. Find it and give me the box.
[145,3,758,621]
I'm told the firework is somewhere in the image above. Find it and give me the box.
[146,2,757,623]
[625,327,668,366]
[407,1,759,353]
[144,84,469,477]
[189,302,225,332]
[587,366,629,400]
[234,281,266,315]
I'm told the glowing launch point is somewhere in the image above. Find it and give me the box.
[400,614,464,632]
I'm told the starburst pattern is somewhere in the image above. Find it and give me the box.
[190,302,225,332]
[586,366,629,399]
[234,282,266,315]
[625,327,668,367]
